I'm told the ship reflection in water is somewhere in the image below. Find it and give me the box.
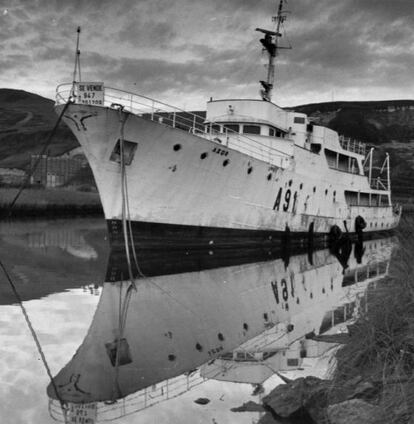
[47,236,395,423]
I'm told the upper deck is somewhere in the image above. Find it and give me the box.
[56,83,367,171]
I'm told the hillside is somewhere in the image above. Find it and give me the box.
[0,89,78,169]
[292,100,414,145]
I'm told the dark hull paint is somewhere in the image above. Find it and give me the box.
[106,219,396,250]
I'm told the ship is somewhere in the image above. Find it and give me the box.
[55,0,401,249]
[47,236,395,423]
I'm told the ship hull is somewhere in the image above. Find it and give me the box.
[107,218,398,250]
[59,103,401,248]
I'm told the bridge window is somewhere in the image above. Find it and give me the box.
[223,124,239,133]
[325,148,360,174]
[294,116,305,124]
[243,125,261,135]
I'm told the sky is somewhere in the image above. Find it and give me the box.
[0,0,413,108]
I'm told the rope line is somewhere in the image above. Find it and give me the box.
[0,258,68,419]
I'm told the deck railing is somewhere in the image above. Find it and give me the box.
[56,83,291,168]
[49,371,207,422]
[339,135,366,156]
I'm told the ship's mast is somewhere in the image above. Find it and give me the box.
[256,0,290,102]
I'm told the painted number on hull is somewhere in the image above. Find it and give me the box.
[272,188,298,213]
[271,277,295,304]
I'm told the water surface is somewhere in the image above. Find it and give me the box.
[0,217,401,423]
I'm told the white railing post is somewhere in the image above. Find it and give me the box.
[368,148,373,187]
[386,153,390,191]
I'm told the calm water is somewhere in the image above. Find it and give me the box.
[0,217,401,424]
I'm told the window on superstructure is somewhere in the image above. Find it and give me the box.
[243,125,261,135]
[294,117,306,124]
[269,128,275,137]
[211,124,221,134]
[310,143,321,154]
[380,196,390,206]
[325,149,360,174]
[349,157,360,174]
[287,358,299,367]
[223,124,239,133]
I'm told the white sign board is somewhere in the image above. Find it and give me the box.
[67,402,97,424]
[75,82,104,106]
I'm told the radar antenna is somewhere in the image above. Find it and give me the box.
[256,0,291,102]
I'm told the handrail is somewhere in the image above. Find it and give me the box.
[339,135,366,155]
[48,371,207,422]
[56,83,291,168]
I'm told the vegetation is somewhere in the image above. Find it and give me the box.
[0,88,78,169]
[328,216,414,423]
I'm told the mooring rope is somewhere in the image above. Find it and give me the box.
[0,258,68,419]
[110,109,141,402]
[7,99,73,216]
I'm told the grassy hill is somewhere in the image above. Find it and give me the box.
[292,100,414,145]
[0,89,78,169]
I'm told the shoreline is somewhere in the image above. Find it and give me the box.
[0,187,103,219]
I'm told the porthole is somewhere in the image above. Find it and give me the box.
[243,323,249,331]
[325,189,328,195]
[173,144,181,151]
[168,354,176,361]
[223,159,229,167]
[196,343,203,352]
[288,179,292,186]
[200,152,208,159]
[299,183,303,189]
[313,186,316,193]
[218,333,225,341]
[263,313,269,321]
[247,166,253,174]
[267,173,272,181]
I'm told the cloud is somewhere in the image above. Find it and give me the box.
[0,0,412,105]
